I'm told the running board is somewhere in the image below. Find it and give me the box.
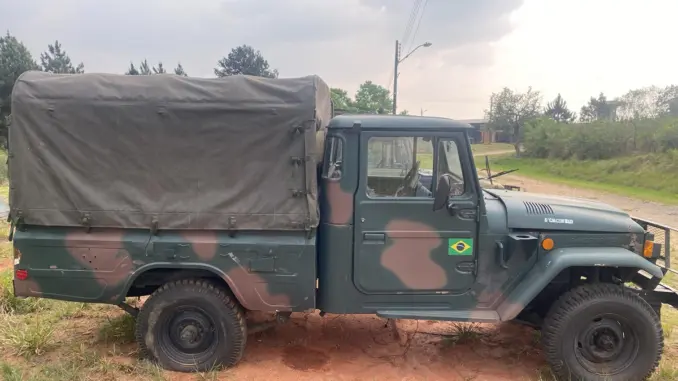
[376,309,500,323]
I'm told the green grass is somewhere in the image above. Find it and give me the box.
[650,306,678,380]
[416,153,433,170]
[487,151,678,205]
[0,314,55,357]
[0,265,165,380]
[470,142,514,155]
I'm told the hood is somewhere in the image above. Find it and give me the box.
[485,189,644,233]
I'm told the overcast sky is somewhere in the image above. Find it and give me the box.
[2,0,676,119]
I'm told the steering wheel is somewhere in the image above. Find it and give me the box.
[394,161,421,197]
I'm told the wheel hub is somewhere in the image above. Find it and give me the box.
[575,314,639,375]
[179,324,199,344]
[168,310,215,353]
[581,321,624,362]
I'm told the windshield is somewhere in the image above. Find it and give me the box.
[440,140,463,179]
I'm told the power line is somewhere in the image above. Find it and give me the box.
[387,0,422,91]
[401,0,422,48]
[405,0,428,54]
[403,1,423,52]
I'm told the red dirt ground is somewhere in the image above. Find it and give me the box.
[168,312,546,381]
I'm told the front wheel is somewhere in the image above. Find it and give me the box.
[135,279,247,372]
[541,283,663,381]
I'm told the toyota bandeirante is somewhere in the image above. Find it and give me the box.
[8,71,678,380]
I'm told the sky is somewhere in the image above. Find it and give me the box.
[1,0,677,119]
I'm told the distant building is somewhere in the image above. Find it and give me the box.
[456,118,511,144]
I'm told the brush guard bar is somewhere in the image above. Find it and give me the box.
[631,216,678,309]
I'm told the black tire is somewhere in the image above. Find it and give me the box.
[135,279,247,372]
[541,283,663,381]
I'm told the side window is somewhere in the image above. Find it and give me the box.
[366,136,434,198]
[323,136,343,180]
[437,139,465,196]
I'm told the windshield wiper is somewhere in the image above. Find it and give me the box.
[480,168,519,181]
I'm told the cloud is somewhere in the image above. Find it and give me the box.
[0,0,524,118]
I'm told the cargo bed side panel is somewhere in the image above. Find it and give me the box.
[13,226,317,312]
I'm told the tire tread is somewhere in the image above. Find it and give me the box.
[134,278,247,371]
[541,283,663,381]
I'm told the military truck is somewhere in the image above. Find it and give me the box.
[8,71,678,380]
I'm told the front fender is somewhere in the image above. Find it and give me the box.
[496,247,664,321]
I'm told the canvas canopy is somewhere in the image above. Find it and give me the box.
[9,71,332,231]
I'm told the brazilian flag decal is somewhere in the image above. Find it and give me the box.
[448,238,473,255]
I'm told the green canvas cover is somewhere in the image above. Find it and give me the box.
[9,71,332,231]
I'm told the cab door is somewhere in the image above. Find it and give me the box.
[353,130,479,294]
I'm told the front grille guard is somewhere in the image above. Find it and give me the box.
[631,216,678,309]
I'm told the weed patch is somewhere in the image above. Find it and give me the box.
[0,362,24,381]
[98,313,136,345]
[0,314,55,357]
[440,323,487,347]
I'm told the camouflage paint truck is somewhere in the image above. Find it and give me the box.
[8,71,678,380]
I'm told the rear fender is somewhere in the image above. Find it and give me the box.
[496,247,664,321]
[118,262,293,312]
[117,262,228,304]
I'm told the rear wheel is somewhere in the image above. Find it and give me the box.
[135,279,247,372]
[541,283,663,381]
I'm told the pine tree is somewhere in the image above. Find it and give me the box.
[40,40,84,74]
[544,93,576,123]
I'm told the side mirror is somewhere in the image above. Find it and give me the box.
[433,174,451,211]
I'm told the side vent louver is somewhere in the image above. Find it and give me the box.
[524,201,554,215]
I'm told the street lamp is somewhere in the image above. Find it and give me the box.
[393,40,432,115]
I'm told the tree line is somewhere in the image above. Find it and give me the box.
[485,84,678,156]
[7,29,672,161]
[0,32,403,147]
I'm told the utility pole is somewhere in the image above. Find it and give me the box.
[391,40,432,115]
[392,40,400,115]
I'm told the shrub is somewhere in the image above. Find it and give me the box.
[522,117,678,160]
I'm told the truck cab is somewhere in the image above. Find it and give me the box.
[318,115,493,318]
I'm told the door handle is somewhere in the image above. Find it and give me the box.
[364,233,386,241]
[497,240,509,269]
